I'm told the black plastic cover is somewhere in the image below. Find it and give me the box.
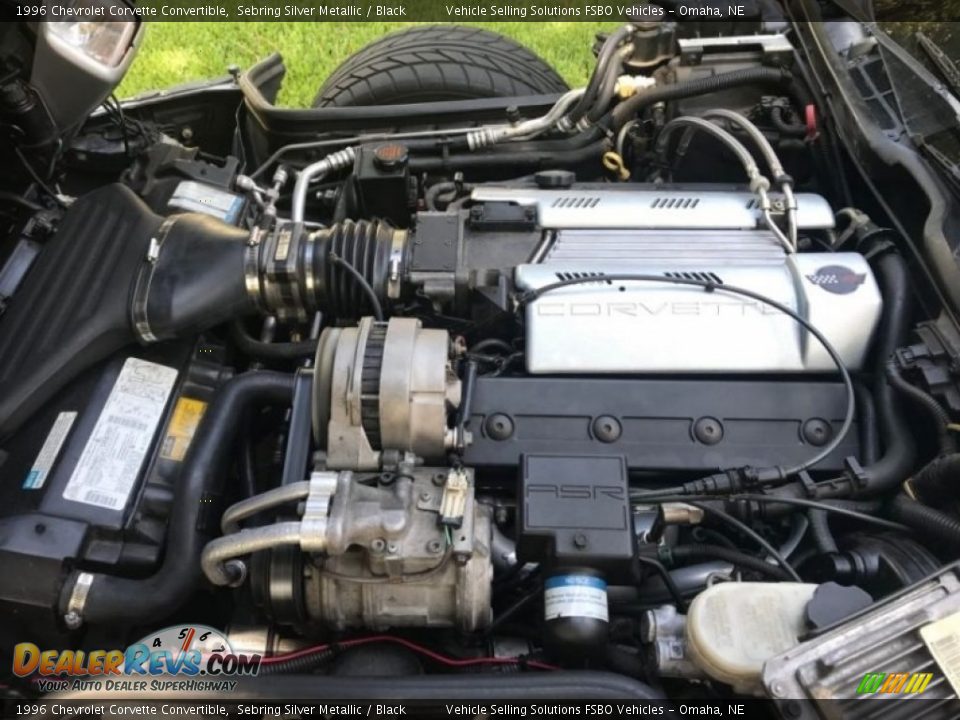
[517,454,635,578]
[0,339,227,646]
[464,376,860,472]
[0,184,161,439]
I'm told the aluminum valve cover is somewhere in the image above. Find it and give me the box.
[471,187,835,230]
[516,228,882,374]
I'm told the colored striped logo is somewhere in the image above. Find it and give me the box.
[856,672,934,694]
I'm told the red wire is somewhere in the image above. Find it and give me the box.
[259,634,558,671]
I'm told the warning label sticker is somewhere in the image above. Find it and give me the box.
[921,610,960,695]
[159,397,208,462]
[62,358,177,510]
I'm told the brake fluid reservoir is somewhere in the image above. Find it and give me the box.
[685,582,818,695]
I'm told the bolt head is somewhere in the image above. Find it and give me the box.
[64,611,82,630]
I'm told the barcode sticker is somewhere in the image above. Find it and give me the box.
[63,358,177,510]
[920,610,960,695]
[23,411,76,489]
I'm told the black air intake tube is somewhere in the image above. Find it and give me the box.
[59,371,296,626]
[0,184,256,439]
[0,184,403,438]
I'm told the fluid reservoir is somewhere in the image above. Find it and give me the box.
[685,582,818,695]
[543,568,609,658]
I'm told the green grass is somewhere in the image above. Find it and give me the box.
[118,22,615,107]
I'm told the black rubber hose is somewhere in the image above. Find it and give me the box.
[807,509,839,554]
[230,318,318,360]
[603,645,647,679]
[850,250,917,497]
[770,106,807,137]
[470,338,513,355]
[635,555,687,611]
[887,494,960,548]
[855,382,880,465]
[610,67,795,131]
[424,181,459,211]
[409,138,609,175]
[568,25,633,125]
[222,671,666,700]
[669,544,793,581]
[61,371,297,625]
[586,60,625,123]
[885,359,955,455]
[909,454,960,506]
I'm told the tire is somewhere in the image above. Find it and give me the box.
[313,25,569,108]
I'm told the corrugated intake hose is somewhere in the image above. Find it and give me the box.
[887,494,960,549]
[59,371,296,626]
[909,453,960,506]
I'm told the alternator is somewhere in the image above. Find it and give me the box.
[313,316,462,469]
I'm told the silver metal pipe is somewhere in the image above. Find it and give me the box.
[466,88,586,150]
[202,522,303,586]
[221,481,312,535]
[702,108,798,250]
[491,523,518,571]
[291,147,357,223]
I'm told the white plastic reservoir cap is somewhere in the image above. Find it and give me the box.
[685,582,818,695]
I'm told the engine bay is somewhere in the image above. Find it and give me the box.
[3,17,960,707]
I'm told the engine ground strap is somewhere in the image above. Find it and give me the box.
[360,322,387,449]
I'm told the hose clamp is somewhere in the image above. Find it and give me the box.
[387,229,407,300]
[243,226,266,311]
[131,217,177,343]
[302,229,318,309]
[63,572,94,629]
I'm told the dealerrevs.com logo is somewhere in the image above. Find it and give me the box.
[12,625,260,693]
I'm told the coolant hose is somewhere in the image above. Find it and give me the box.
[230,319,318,360]
[850,250,917,497]
[59,371,297,626]
[610,67,796,131]
[807,509,839,554]
[909,453,960,506]
[885,359,955,455]
[887,494,960,548]
[569,25,634,124]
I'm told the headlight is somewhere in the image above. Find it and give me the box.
[30,1,143,131]
[48,14,138,68]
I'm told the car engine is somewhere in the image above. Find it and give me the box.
[2,18,960,705]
